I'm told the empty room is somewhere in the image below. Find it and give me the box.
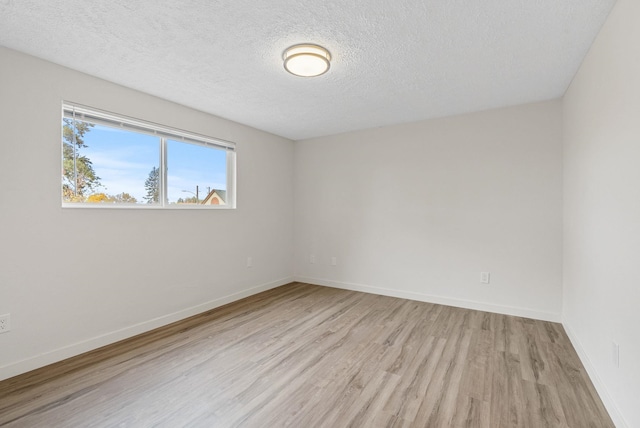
[0,0,637,427]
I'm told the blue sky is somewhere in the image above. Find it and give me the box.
[75,123,227,203]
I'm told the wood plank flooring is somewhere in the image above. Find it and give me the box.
[0,283,614,427]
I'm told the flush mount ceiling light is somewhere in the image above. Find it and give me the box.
[283,44,331,77]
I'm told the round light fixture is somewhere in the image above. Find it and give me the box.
[283,44,331,77]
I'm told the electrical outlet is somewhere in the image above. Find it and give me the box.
[310,254,316,264]
[331,257,337,266]
[480,272,490,284]
[0,314,10,334]
[247,256,253,268]
[612,342,620,368]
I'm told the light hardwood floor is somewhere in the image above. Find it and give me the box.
[0,283,614,427]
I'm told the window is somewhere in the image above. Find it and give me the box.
[61,102,235,208]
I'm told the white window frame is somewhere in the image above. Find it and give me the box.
[61,102,236,209]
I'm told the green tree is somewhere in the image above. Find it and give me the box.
[144,167,160,204]
[62,119,100,201]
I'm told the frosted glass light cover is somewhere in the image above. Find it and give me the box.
[283,44,331,77]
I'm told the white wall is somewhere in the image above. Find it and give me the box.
[563,0,640,426]
[294,101,563,321]
[0,47,294,380]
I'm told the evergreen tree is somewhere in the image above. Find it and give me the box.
[144,167,160,203]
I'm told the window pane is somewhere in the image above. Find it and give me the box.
[61,102,236,209]
[166,140,227,206]
[62,119,160,205]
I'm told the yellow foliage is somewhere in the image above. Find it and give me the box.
[87,193,110,203]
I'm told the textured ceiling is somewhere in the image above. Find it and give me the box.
[0,0,616,140]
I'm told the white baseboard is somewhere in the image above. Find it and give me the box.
[562,320,628,428]
[295,276,561,322]
[0,277,293,382]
